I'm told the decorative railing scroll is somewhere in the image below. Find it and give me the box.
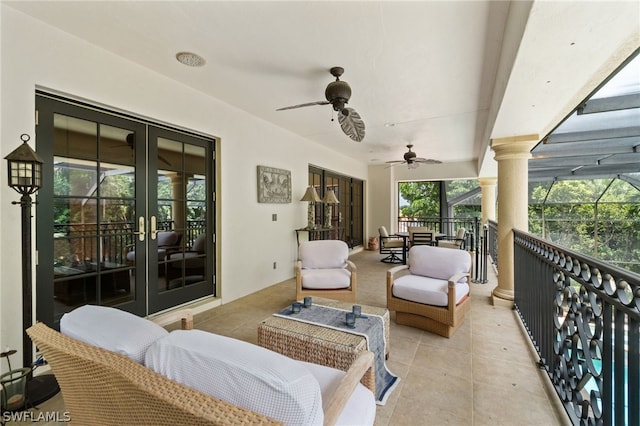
[513,230,639,426]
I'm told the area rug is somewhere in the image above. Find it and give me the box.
[275,304,399,405]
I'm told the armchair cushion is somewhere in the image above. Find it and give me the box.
[191,233,206,253]
[299,240,348,269]
[300,268,352,289]
[146,329,324,426]
[393,275,469,306]
[60,304,168,364]
[157,231,180,247]
[409,244,470,282]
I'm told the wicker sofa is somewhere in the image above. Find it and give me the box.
[27,307,375,425]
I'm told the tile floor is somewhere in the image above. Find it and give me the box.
[18,249,570,425]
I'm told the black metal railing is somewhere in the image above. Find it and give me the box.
[513,230,639,425]
[398,216,480,251]
[487,219,498,268]
[53,220,207,268]
[472,225,489,284]
[398,217,486,281]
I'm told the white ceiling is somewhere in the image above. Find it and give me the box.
[6,1,640,173]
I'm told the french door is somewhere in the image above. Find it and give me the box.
[35,93,215,328]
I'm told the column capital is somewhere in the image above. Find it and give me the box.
[478,177,497,187]
[491,134,539,161]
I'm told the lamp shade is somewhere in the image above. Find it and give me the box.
[300,186,321,202]
[4,135,44,195]
[322,189,340,204]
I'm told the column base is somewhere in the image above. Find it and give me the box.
[491,287,514,308]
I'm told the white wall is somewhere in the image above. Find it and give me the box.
[0,6,367,366]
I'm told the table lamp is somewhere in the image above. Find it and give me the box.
[322,189,340,228]
[300,186,321,229]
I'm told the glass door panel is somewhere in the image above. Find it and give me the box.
[148,129,213,314]
[50,116,142,321]
[36,95,146,326]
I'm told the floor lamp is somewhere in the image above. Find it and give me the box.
[4,134,59,408]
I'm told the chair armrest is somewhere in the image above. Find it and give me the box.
[386,265,409,299]
[149,308,194,330]
[323,350,375,426]
[447,271,470,286]
[447,271,471,309]
[387,264,409,279]
[346,259,357,273]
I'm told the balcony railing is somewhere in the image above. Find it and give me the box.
[513,229,639,425]
[398,216,489,282]
[53,220,206,267]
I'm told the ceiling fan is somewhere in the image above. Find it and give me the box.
[386,144,442,169]
[276,66,365,142]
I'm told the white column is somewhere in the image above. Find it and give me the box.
[490,135,538,306]
[478,177,497,226]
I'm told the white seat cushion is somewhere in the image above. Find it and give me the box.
[145,330,323,426]
[301,268,351,289]
[60,305,168,364]
[393,275,470,306]
[300,361,376,426]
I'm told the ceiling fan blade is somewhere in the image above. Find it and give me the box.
[385,160,405,164]
[415,158,442,164]
[384,161,406,169]
[338,107,365,142]
[276,101,330,111]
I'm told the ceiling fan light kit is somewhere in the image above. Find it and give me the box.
[277,66,365,142]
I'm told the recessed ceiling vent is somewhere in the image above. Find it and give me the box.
[176,52,206,67]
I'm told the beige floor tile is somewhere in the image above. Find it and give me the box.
[473,381,563,426]
[29,249,568,425]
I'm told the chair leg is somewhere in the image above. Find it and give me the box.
[381,251,402,264]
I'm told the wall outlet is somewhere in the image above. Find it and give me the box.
[273,261,277,269]
[272,213,277,221]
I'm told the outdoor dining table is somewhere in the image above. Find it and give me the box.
[394,232,446,264]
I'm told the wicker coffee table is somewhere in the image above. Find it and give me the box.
[257,298,390,373]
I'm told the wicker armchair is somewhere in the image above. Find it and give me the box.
[27,310,375,425]
[296,240,357,303]
[386,245,472,337]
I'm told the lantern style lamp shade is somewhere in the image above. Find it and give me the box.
[5,135,44,195]
[300,186,321,229]
[322,189,340,228]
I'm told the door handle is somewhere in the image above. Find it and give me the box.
[133,216,146,241]
[150,216,158,240]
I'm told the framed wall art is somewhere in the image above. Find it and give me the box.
[257,165,291,203]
